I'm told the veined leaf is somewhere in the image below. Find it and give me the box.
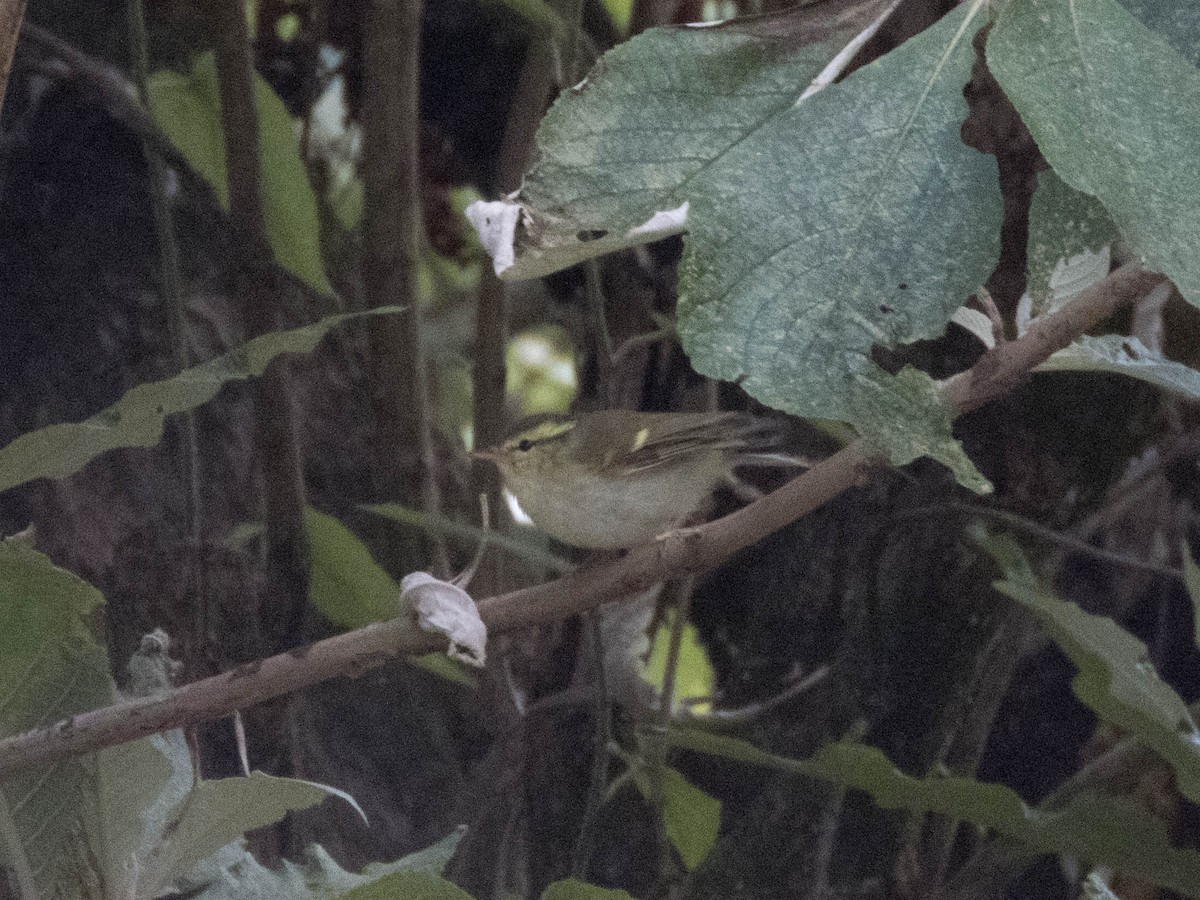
[471,0,998,491]
[989,0,1200,305]
[669,728,1200,898]
[0,538,116,898]
[0,309,398,494]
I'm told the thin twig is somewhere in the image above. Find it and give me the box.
[232,710,250,776]
[0,267,1162,780]
[612,327,675,365]
[893,503,1183,581]
[584,259,616,406]
[688,665,830,725]
[656,578,696,727]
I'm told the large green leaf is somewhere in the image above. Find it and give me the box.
[0,309,397,494]
[1119,0,1200,66]
[989,0,1200,305]
[0,542,360,898]
[0,538,116,898]
[475,0,999,490]
[306,507,400,630]
[980,531,1200,807]
[474,0,897,280]
[149,52,334,295]
[669,728,1200,898]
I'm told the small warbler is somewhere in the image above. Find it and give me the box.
[472,410,783,549]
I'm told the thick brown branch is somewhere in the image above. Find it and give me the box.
[0,266,1162,778]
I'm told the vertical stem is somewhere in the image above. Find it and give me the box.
[0,0,25,116]
[571,616,612,879]
[629,0,677,36]
[361,0,447,574]
[128,0,205,647]
[212,0,310,636]
[472,36,555,592]
[584,259,614,407]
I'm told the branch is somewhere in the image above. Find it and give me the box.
[0,266,1164,779]
[940,265,1164,413]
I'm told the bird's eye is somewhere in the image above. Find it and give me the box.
[517,439,534,452]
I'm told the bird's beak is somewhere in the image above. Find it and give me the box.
[469,449,497,462]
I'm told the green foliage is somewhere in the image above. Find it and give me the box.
[660,765,721,870]
[480,0,999,491]
[541,878,636,900]
[645,613,715,713]
[1119,0,1200,66]
[668,728,1200,897]
[307,507,400,630]
[0,541,355,897]
[980,530,1200,806]
[1015,172,1200,399]
[0,537,117,897]
[0,310,397,494]
[1038,334,1200,399]
[148,53,334,296]
[603,0,633,33]
[506,326,578,418]
[177,830,465,899]
[989,0,1200,306]
[305,507,479,686]
[340,871,476,900]
[1023,170,1115,321]
[1184,545,1200,650]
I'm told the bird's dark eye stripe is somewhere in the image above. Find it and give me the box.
[517,438,534,452]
